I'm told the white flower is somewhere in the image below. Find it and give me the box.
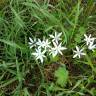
[88,42,96,51]
[49,32,62,44]
[73,46,86,58]
[49,48,57,57]
[43,39,51,50]
[32,48,46,63]
[50,42,67,57]
[29,37,36,49]
[84,34,95,45]
[36,39,44,48]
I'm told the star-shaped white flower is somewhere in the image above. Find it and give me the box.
[49,48,57,57]
[43,39,51,50]
[36,39,44,48]
[49,32,62,44]
[84,34,95,45]
[28,37,36,49]
[88,42,96,51]
[50,42,67,57]
[73,46,86,58]
[32,48,46,63]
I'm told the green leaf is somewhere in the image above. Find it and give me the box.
[23,88,30,96]
[50,55,59,62]
[48,83,55,91]
[0,39,24,49]
[72,80,82,90]
[54,65,68,87]
[11,7,24,28]
[75,27,86,43]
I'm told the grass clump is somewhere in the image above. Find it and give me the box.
[0,0,96,96]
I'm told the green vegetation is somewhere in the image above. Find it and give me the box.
[0,0,96,96]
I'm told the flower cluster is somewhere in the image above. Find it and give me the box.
[29,32,67,63]
[73,34,96,58]
[29,33,96,63]
[84,34,96,50]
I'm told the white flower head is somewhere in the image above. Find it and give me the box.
[88,42,96,51]
[84,34,95,45]
[32,48,46,63]
[49,48,57,57]
[43,39,51,50]
[29,37,36,49]
[73,46,86,58]
[50,42,67,57]
[36,39,45,48]
[49,32,62,44]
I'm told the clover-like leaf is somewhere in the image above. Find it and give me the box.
[54,65,68,87]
